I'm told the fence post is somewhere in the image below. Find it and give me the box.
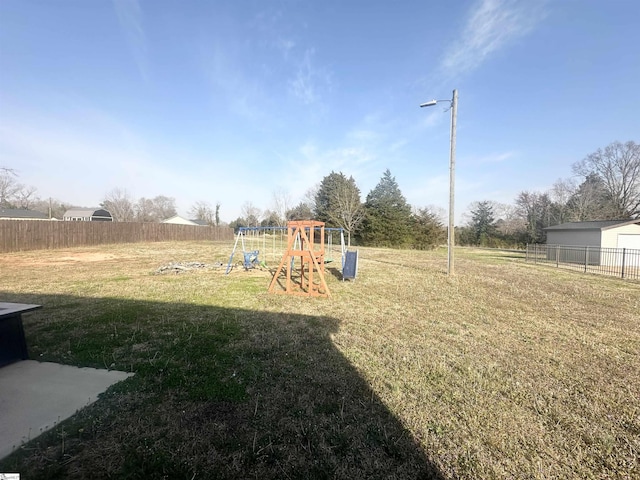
[584,246,588,272]
[517,241,634,281]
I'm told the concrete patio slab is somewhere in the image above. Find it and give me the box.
[0,360,133,460]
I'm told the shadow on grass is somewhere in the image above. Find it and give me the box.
[267,265,345,292]
[326,265,344,281]
[0,292,443,480]
[479,254,526,263]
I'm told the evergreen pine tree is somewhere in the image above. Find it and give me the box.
[470,201,497,246]
[360,169,413,247]
[412,208,445,249]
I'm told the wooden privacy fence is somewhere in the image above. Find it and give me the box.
[0,220,234,253]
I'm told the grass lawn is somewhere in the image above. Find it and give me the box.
[0,241,638,479]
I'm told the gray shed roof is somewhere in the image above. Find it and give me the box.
[0,208,49,219]
[545,219,639,231]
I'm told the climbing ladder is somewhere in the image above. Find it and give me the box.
[268,220,330,297]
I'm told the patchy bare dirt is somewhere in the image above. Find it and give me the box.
[57,253,119,263]
[2,251,124,267]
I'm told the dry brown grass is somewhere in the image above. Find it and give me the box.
[0,242,638,479]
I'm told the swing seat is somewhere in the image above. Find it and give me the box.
[243,250,260,270]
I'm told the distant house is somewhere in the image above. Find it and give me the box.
[545,219,640,266]
[0,208,50,220]
[63,208,113,222]
[162,215,209,226]
[190,219,210,226]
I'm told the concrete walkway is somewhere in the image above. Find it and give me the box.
[0,360,133,460]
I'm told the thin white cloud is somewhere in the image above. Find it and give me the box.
[347,129,379,144]
[112,0,148,80]
[245,8,332,108]
[201,40,270,123]
[418,109,443,130]
[289,48,332,105]
[467,150,517,164]
[277,139,380,204]
[405,174,450,204]
[389,139,408,153]
[404,171,486,219]
[277,38,296,60]
[345,113,405,150]
[441,0,546,78]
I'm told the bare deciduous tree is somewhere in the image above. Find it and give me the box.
[135,197,155,222]
[189,200,215,225]
[0,168,40,210]
[549,178,576,224]
[493,203,526,237]
[0,168,21,207]
[568,173,617,221]
[515,191,553,243]
[241,201,262,227]
[315,172,364,246]
[573,140,640,218]
[31,198,69,219]
[131,196,178,222]
[303,184,319,215]
[271,188,291,227]
[151,195,177,221]
[329,179,364,247]
[424,204,447,225]
[14,185,38,209]
[102,188,135,222]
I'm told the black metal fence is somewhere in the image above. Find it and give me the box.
[526,244,640,280]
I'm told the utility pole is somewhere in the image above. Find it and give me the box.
[448,89,457,276]
[420,89,458,276]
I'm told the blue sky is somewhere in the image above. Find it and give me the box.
[1,0,639,224]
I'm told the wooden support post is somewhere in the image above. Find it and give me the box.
[268,220,330,297]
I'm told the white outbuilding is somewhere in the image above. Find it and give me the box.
[544,219,640,266]
[545,219,640,249]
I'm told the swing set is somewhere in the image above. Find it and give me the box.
[225,226,282,274]
[225,224,345,276]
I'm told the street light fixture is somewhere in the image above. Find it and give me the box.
[420,89,458,276]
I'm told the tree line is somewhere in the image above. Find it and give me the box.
[0,167,68,217]
[3,140,637,248]
[459,140,639,247]
[229,169,446,249]
[229,140,639,249]
[0,171,219,226]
